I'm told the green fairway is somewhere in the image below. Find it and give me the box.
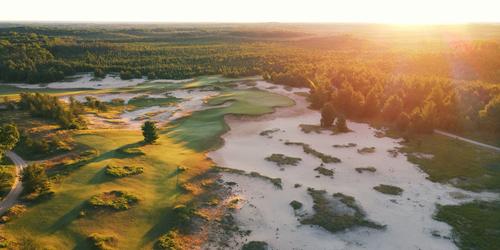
[165,89,294,151]
[1,129,212,249]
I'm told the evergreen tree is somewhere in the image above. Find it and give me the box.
[142,121,159,144]
[334,116,349,133]
[320,103,336,128]
[22,164,50,194]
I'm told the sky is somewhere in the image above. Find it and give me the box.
[1,0,499,24]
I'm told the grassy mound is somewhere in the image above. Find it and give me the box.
[373,184,403,195]
[265,154,301,166]
[355,167,377,173]
[434,201,500,250]
[105,165,144,177]
[285,141,341,163]
[88,191,139,210]
[300,188,385,233]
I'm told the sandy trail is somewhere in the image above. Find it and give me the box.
[0,151,27,215]
[208,81,498,250]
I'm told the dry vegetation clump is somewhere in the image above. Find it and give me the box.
[290,200,303,210]
[285,141,341,163]
[105,165,144,177]
[373,184,404,195]
[355,167,377,173]
[88,191,139,210]
[213,167,283,189]
[259,128,280,138]
[314,166,334,176]
[300,188,385,233]
[265,154,302,166]
[357,147,376,154]
[87,233,116,250]
[242,241,269,250]
[299,124,323,134]
[333,143,357,148]
[155,230,181,250]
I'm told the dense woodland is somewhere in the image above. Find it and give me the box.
[0,24,499,137]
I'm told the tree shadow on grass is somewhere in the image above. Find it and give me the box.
[48,201,87,234]
[87,167,116,184]
[49,141,145,178]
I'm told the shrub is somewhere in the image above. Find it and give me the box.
[105,165,144,177]
[290,200,303,210]
[21,164,51,195]
[156,230,180,250]
[88,191,138,210]
[87,233,115,250]
[242,241,269,250]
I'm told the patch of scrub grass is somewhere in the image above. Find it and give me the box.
[105,165,144,178]
[355,167,377,173]
[314,166,334,176]
[155,230,181,250]
[87,233,116,250]
[127,95,180,110]
[2,129,213,249]
[285,141,341,163]
[333,143,357,148]
[166,89,294,152]
[434,201,500,250]
[399,133,500,191]
[290,200,303,210]
[259,128,280,138]
[214,166,282,189]
[265,154,301,166]
[88,190,139,211]
[0,162,15,199]
[242,241,269,250]
[373,184,403,195]
[357,147,376,154]
[300,188,385,233]
[299,124,324,134]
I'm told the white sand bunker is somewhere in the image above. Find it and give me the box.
[119,89,221,127]
[208,82,498,250]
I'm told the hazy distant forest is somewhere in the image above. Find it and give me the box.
[0,23,499,139]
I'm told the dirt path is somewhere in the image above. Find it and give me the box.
[434,130,500,152]
[0,151,27,215]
